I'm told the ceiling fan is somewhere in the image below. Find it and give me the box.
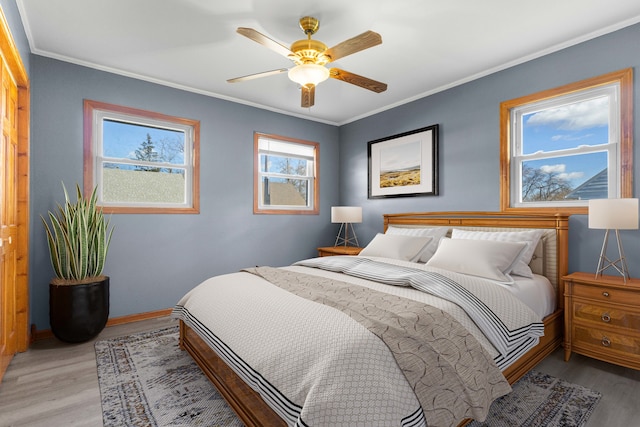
[227,16,387,108]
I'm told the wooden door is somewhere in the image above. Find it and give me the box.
[0,7,30,381]
[0,58,19,378]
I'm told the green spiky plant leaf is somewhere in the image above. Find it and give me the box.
[41,183,114,284]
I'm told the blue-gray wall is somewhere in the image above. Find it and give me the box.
[29,57,340,329]
[339,23,640,279]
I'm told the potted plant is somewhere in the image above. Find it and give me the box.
[42,183,114,343]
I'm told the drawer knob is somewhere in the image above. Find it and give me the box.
[602,291,610,297]
[601,313,611,323]
[601,337,611,347]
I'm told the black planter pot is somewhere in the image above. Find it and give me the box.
[49,276,110,343]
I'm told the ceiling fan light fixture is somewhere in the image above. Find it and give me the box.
[288,64,330,87]
[231,18,386,106]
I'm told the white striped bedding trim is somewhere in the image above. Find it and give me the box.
[402,407,428,427]
[295,257,544,369]
[172,306,307,427]
[173,305,427,427]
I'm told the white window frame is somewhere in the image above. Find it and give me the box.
[500,69,633,214]
[511,85,619,208]
[254,132,319,215]
[84,100,200,214]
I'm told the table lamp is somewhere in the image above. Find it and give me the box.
[588,198,639,282]
[331,206,362,247]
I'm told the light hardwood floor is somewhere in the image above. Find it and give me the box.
[0,316,638,426]
[0,316,177,427]
[535,345,640,426]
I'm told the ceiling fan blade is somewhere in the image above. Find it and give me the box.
[329,68,387,93]
[301,84,315,108]
[324,31,382,62]
[227,68,288,83]
[236,27,294,58]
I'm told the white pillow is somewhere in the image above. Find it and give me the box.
[450,229,544,278]
[425,238,528,284]
[386,226,449,263]
[359,233,433,262]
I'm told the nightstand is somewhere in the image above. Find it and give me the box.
[317,246,362,257]
[563,272,640,370]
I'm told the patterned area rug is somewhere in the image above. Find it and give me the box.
[96,326,601,427]
[95,326,243,426]
[469,370,601,427]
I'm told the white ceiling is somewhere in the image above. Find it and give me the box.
[17,0,640,125]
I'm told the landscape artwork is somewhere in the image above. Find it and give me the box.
[379,140,421,188]
[368,125,439,198]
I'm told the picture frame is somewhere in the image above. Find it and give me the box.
[368,124,439,199]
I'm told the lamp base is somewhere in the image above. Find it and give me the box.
[334,222,359,247]
[595,229,631,283]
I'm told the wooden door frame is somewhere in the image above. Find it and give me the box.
[1,7,30,353]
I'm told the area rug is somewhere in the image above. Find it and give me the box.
[468,370,601,427]
[95,326,243,426]
[96,326,601,427]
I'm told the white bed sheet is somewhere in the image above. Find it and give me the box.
[499,274,556,319]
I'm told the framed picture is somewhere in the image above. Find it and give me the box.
[368,125,439,199]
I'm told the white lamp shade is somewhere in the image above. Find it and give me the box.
[588,198,639,230]
[288,64,330,86]
[331,206,362,223]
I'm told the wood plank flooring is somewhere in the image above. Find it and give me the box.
[0,316,177,426]
[535,345,640,426]
[0,316,638,426]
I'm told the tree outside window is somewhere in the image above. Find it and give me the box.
[254,132,319,215]
[84,100,200,213]
[500,68,633,213]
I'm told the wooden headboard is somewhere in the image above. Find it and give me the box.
[383,211,569,310]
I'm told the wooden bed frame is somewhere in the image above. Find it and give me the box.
[179,211,569,427]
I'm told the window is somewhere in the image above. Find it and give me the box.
[500,68,633,213]
[84,100,200,213]
[254,132,319,215]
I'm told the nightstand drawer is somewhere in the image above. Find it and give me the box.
[573,301,640,331]
[573,324,640,359]
[572,282,640,306]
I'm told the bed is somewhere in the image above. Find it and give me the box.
[174,211,569,427]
